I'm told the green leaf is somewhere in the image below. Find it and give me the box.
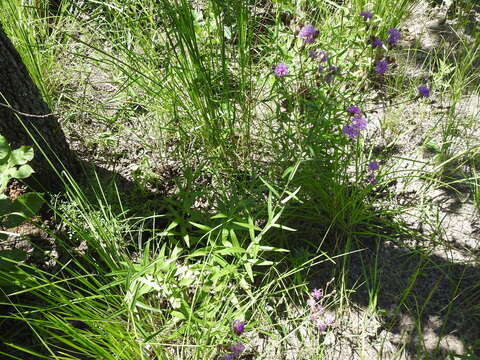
[216,246,245,256]
[258,245,290,253]
[213,254,228,267]
[165,220,179,232]
[0,249,28,271]
[233,221,261,232]
[171,310,186,320]
[9,146,34,166]
[210,264,236,282]
[251,260,274,266]
[0,196,12,216]
[229,229,239,247]
[271,223,297,231]
[14,192,43,217]
[0,136,10,161]
[135,301,163,313]
[281,186,301,204]
[188,247,211,257]
[4,192,44,228]
[221,228,231,247]
[189,221,212,232]
[260,177,280,198]
[178,276,194,287]
[244,263,254,283]
[12,164,34,179]
[0,173,12,192]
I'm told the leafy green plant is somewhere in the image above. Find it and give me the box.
[0,168,303,359]
[0,135,43,292]
[0,135,43,230]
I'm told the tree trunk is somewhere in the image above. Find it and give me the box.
[0,23,78,192]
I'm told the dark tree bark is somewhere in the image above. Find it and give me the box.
[0,23,78,192]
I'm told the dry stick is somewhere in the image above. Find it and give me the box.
[0,102,53,118]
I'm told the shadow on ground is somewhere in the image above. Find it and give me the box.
[346,231,480,358]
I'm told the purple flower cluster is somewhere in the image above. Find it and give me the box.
[307,289,335,332]
[368,161,379,171]
[360,10,373,21]
[343,107,368,139]
[312,288,323,300]
[325,65,339,84]
[375,59,388,75]
[371,38,383,49]
[418,85,430,98]
[222,320,246,359]
[232,320,245,336]
[346,106,362,116]
[299,25,319,43]
[367,161,379,185]
[274,64,289,78]
[309,49,328,62]
[388,28,401,45]
[319,313,336,332]
[367,23,401,48]
[222,343,245,360]
[372,29,401,48]
[319,51,328,62]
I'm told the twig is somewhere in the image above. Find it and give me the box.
[0,102,54,118]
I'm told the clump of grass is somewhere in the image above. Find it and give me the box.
[1,170,307,359]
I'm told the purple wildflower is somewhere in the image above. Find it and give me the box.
[318,64,325,73]
[324,313,335,326]
[307,298,316,308]
[368,161,379,171]
[343,124,360,139]
[316,313,335,332]
[372,38,383,48]
[309,50,327,61]
[375,59,388,75]
[367,161,379,185]
[360,11,373,21]
[299,25,319,43]
[312,288,323,300]
[317,322,327,332]
[388,28,401,45]
[343,115,368,139]
[347,106,362,116]
[325,65,339,83]
[223,355,235,360]
[352,115,367,130]
[318,51,328,62]
[232,320,245,336]
[329,65,338,73]
[309,296,329,331]
[418,85,430,98]
[231,342,245,357]
[274,64,289,77]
